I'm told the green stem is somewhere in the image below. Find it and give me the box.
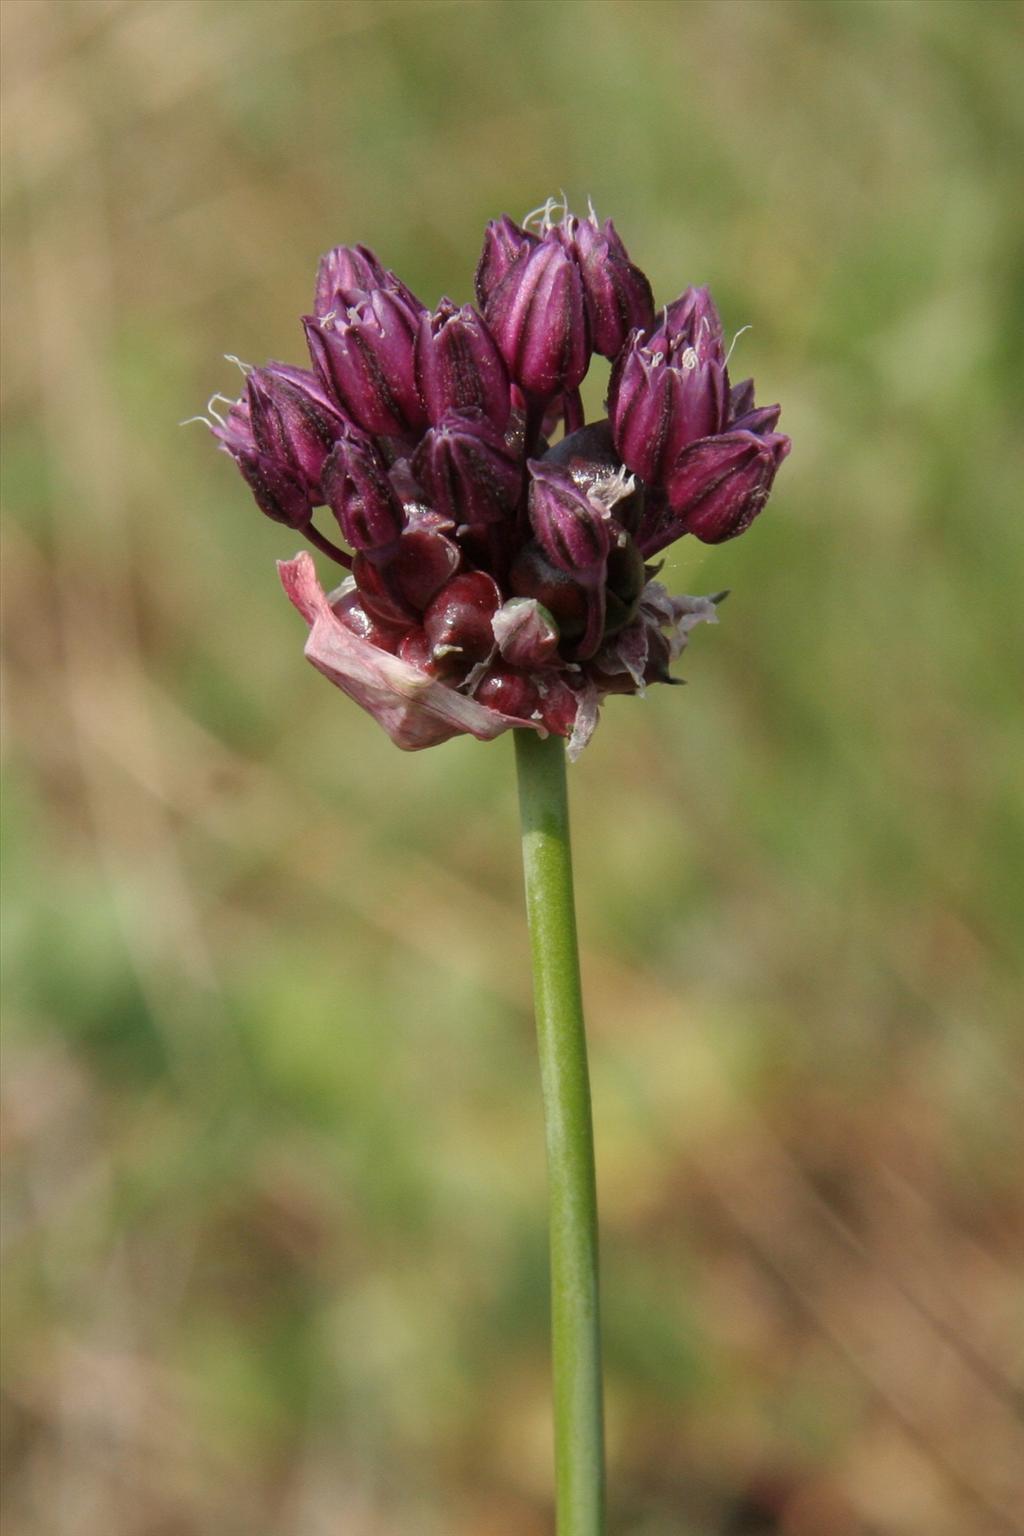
[514,728,605,1536]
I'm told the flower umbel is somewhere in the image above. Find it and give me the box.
[204,202,790,754]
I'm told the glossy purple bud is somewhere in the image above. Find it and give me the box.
[483,240,589,401]
[659,428,791,548]
[305,287,425,438]
[564,215,654,359]
[321,428,405,552]
[473,666,541,722]
[331,589,407,655]
[235,449,312,529]
[491,597,560,669]
[414,300,510,429]
[474,215,537,309]
[245,366,346,490]
[412,409,522,528]
[423,571,502,663]
[355,525,462,622]
[527,460,612,575]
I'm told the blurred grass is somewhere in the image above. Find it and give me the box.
[2,2,1023,1533]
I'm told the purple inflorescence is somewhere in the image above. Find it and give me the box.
[205,199,790,754]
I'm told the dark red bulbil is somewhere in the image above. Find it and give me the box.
[206,203,789,753]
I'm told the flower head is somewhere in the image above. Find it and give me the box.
[203,201,789,754]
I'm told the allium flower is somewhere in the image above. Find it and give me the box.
[202,201,789,754]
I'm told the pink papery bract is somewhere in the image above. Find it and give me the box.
[279,552,543,750]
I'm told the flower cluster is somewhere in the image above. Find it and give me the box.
[204,201,789,754]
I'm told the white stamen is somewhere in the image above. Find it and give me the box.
[224,353,253,376]
[725,324,751,366]
[680,346,699,372]
[179,414,213,429]
[586,465,637,517]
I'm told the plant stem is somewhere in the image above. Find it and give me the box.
[514,728,605,1536]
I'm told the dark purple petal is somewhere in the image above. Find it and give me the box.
[729,402,782,436]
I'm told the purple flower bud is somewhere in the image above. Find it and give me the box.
[411,409,522,528]
[423,571,502,663]
[657,428,791,548]
[415,299,511,429]
[561,214,654,359]
[314,244,424,317]
[491,597,560,669]
[609,291,729,486]
[314,245,389,315]
[305,287,425,438]
[528,460,612,575]
[474,215,537,309]
[321,428,405,552]
[245,365,346,491]
[235,449,313,529]
[483,239,589,401]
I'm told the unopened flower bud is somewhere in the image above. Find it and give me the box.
[415,299,510,429]
[305,287,425,438]
[661,429,791,547]
[246,365,346,490]
[562,214,654,359]
[314,244,424,317]
[491,597,560,669]
[235,449,313,529]
[321,428,405,552]
[474,215,537,309]
[528,460,612,575]
[483,239,589,401]
[610,286,730,486]
[412,410,522,528]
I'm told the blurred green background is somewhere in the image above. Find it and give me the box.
[3,2,1022,1533]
